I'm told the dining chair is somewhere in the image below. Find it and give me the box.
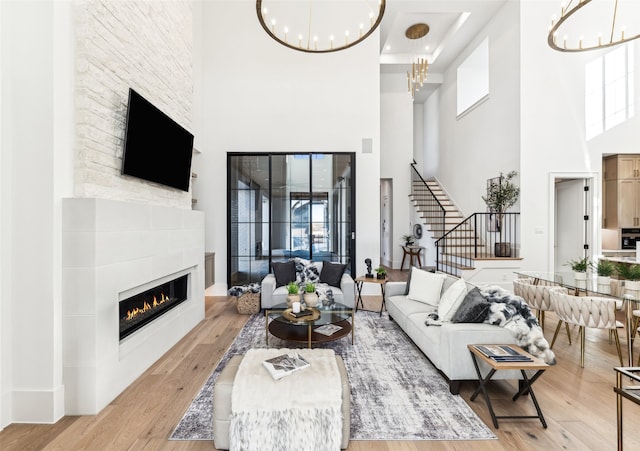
[549,287,624,368]
[512,278,571,342]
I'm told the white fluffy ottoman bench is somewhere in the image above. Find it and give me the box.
[212,349,350,450]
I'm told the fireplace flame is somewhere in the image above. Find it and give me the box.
[125,293,170,321]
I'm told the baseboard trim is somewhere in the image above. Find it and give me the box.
[11,385,65,424]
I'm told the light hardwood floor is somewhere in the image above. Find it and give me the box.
[2,269,639,450]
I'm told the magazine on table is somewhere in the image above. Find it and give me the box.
[476,345,533,362]
[314,324,343,336]
[262,352,310,380]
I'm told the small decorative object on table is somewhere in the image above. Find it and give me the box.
[262,352,310,380]
[365,258,374,278]
[303,282,318,307]
[286,281,300,307]
[402,234,415,246]
[228,283,261,314]
[374,266,387,280]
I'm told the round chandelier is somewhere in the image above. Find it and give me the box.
[547,0,640,52]
[256,0,386,53]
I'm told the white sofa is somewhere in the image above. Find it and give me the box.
[261,261,355,309]
[385,273,521,394]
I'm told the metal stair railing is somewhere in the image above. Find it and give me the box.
[410,162,446,238]
[435,212,520,276]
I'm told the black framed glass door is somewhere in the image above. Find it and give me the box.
[227,153,355,286]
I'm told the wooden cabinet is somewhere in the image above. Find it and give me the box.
[604,155,640,181]
[603,155,640,230]
[618,179,640,227]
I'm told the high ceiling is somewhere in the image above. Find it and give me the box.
[379,0,508,102]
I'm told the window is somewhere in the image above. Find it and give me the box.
[585,42,634,140]
[227,153,355,286]
[457,37,489,116]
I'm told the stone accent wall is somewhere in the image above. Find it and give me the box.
[75,0,193,208]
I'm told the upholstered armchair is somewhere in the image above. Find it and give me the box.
[549,287,623,368]
[261,259,354,309]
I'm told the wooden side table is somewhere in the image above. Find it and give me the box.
[400,245,424,270]
[354,276,387,316]
[468,344,549,429]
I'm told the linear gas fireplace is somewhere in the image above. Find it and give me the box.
[119,274,189,340]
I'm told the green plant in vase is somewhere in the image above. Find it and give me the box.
[375,266,387,280]
[594,259,616,277]
[593,259,615,294]
[566,257,589,288]
[303,282,318,308]
[402,234,415,246]
[566,257,589,273]
[616,263,640,295]
[482,171,519,257]
[286,281,300,307]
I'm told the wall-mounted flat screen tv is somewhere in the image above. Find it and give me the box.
[122,88,194,192]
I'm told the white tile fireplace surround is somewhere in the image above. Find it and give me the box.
[62,198,205,415]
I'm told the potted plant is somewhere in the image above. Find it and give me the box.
[374,266,387,280]
[593,259,615,294]
[482,171,520,257]
[402,234,415,246]
[303,282,318,308]
[566,257,589,288]
[286,281,300,307]
[616,263,640,293]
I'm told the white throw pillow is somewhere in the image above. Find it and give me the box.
[437,278,468,322]
[407,268,447,306]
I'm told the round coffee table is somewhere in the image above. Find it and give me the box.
[265,302,354,348]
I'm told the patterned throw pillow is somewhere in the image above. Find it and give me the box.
[294,257,321,284]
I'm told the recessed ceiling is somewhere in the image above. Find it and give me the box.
[379,0,508,103]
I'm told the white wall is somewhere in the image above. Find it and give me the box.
[422,90,440,179]
[198,1,381,293]
[435,0,521,217]
[519,0,640,271]
[380,73,414,268]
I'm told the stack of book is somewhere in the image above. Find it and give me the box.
[262,352,310,380]
[476,345,533,362]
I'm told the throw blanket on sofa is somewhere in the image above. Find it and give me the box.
[425,286,556,365]
[230,348,342,451]
[478,285,556,365]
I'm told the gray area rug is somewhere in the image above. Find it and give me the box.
[170,310,496,441]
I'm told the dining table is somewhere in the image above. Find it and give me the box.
[514,270,639,367]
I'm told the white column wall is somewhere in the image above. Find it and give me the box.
[381,73,414,269]
[435,1,521,217]
[199,1,381,294]
[1,0,63,424]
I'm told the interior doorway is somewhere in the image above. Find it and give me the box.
[553,176,595,272]
[380,179,392,267]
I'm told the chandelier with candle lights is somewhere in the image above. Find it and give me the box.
[547,0,639,52]
[256,0,385,53]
